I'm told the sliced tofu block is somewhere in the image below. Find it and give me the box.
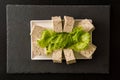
[52,16,62,32]
[80,44,97,58]
[52,49,62,63]
[79,19,95,32]
[31,25,46,58]
[52,16,63,63]
[63,16,75,32]
[64,49,76,64]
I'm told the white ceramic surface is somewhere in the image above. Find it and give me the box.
[30,20,92,60]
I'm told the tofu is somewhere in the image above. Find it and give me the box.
[31,25,46,58]
[78,19,95,32]
[63,16,75,32]
[63,16,76,64]
[52,16,63,63]
[80,44,97,58]
[52,49,62,63]
[52,16,62,32]
[63,49,76,64]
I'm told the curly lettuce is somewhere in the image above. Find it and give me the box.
[37,26,91,55]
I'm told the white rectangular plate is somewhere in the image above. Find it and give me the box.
[30,20,92,60]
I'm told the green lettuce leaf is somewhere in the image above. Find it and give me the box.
[37,26,91,55]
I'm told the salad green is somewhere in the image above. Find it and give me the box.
[37,26,91,55]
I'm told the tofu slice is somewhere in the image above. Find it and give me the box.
[80,44,97,58]
[52,16,63,63]
[31,25,46,58]
[63,16,76,64]
[52,16,62,32]
[64,49,76,64]
[52,49,62,63]
[63,16,75,32]
[78,19,95,32]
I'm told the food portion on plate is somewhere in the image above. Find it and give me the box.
[30,16,97,64]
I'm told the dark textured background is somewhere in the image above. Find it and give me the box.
[7,5,109,73]
[0,0,119,80]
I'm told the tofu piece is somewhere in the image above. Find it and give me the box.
[63,16,76,64]
[63,49,76,64]
[31,25,46,58]
[52,16,63,63]
[78,19,95,32]
[63,16,75,32]
[80,44,97,58]
[52,49,62,63]
[52,16,62,32]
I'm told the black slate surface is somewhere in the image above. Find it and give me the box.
[7,5,110,73]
